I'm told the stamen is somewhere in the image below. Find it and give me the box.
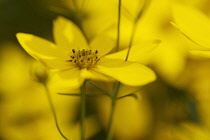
[72,49,75,53]
[68,49,100,69]
[82,49,85,56]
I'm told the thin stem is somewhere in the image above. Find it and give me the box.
[106,0,122,139]
[115,0,121,52]
[58,92,111,97]
[43,84,69,140]
[125,23,137,61]
[106,82,121,140]
[80,81,87,140]
[58,93,81,96]
[117,93,138,100]
[88,82,111,97]
[125,0,151,61]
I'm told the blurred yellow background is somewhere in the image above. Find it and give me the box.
[1,0,210,140]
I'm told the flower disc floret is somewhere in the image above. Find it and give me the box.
[68,49,100,69]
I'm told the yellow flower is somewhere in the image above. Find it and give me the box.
[103,0,187,83]
[16,17,156,92]
[96,92,152,140]
[172,4,210,57]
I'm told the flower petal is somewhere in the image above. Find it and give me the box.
[152,42,186,82]
[97,58,130,67]
[172,4,210,48]
[118,85,141,97]
[39,58,74,70]
[89,34,116,56]
[190,50,210,58]
[80,68,114,82]
[104,40,160,62]
[48,68,84,93]
[53,16,88,51]
[95,58,156,86]
[16,33,66,59]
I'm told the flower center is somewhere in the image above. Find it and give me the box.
[68,49,100,69]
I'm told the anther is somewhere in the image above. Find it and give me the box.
[82,49,85,56]
[89,50,92,55]
[68,49,100,69]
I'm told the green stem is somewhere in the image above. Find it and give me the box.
[58,93,81,96]
[88,82,111,97]
[125,0,151,61]
[106,0,122,139]
[80,81,87,140]
[43,84,69,140]
[125,22,137,61]
[106,82,121,140]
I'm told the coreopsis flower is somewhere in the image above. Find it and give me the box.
[172,4,210,57]
[16,17,156,92]
[105,0,188,83]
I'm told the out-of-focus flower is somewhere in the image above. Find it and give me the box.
[0,43,32,93]
[177,59,210,129]
[46,0,150,51]
[175,123,210,140]
[95,91,152,140]
[129,0,188,83]
[44,0,115,40]
[0,43,68,140]
[82,0,189,84]
[153,123,210,140]
[31,61,49,84]
[172,4,210,57]
[17,16,157,92]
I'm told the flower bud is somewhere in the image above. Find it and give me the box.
[31,61,48,84]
